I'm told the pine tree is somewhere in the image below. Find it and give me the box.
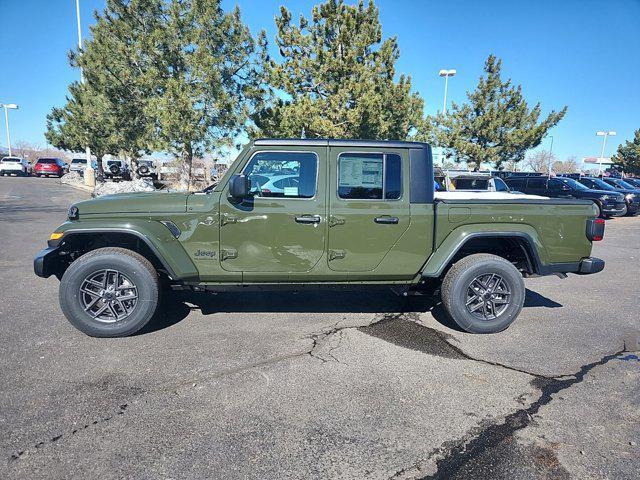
[612,129,640,175]
[48,0,264,190]
[433,55,567,170]
[46,82,116,176]
[254,0,424,140]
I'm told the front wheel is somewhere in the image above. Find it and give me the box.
[441,253,526,334]
[59,247,159,337]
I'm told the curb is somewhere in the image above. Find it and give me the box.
[62,182,94,194]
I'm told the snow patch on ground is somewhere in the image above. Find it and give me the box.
[60,171,84,187]
[94,178,156,196]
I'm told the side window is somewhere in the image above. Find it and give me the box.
[547,179,564,191]
[527,178,547,193]
[506,178,524,190]
[494,178,508,192]
[243,151,317,198]
[338,152,402,200]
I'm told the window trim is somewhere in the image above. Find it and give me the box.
[336,151,403,201]
[241,150,319,201]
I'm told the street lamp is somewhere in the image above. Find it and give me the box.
[596,131,616,175]
[0,103,18,157]
[74,0,94,180]
[546,135,554,177]
[439,69,457,115]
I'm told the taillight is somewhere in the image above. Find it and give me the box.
[586,218,605,241]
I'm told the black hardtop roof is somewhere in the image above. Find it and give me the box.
[253,138,430,149]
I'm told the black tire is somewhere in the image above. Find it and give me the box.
[441,253,525,334]
[594,201,604,218]
[59,247,159,337]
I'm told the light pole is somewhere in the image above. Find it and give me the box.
[439,69,457,115]
[1,103,18,157]
[74,0,94,181]
[596,131,616,175]
[546,135,554,177]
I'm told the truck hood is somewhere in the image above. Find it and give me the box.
[75,191,189,216]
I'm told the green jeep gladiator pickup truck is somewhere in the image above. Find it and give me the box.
[34,139,605,337]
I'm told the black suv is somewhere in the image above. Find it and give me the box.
[505,176,626,218]
[575,176,639,216]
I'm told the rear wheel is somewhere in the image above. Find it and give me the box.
[441,254,525,334]
[59,247,159,337]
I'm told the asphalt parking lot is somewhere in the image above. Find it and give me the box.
[1,176,638,480]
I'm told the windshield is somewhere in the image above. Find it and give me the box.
[452,178,489,190]
[560,178,588,190]
[71,159,87,164]
[583,178,615,191]
[494,178,509,192]
[1,158,20,163]
[37,159,57,164]
[623,178,640,188]
[613,179,635,189]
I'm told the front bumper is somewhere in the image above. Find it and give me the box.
[34,246,62,278]
[602,202,627,216]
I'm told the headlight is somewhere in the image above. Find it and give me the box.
[626,193,636,201]
[601,195,609,201]
[68,205,79,220]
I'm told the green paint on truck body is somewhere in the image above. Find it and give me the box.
[47,140,599,286]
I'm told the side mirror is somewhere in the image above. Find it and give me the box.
[228,174,250,199]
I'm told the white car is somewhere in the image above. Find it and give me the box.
[0,157,30,176]
[250,174,300,196]
[69,158,89,175]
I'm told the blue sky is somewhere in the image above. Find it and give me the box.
[0,0,638,162]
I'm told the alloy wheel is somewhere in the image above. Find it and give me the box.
[465,273,511,320]
[79,269,138,323]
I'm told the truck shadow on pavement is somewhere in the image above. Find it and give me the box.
[139,287,562,335]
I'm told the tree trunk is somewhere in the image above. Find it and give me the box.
[128,156,139,180]
[95,155,105,181]
[178,144,193,191]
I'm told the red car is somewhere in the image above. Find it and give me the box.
[34,158,68,178]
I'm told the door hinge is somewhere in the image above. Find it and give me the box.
[220,248,238,261]
[328,215,345,228]
[221,214,239,226]
[328,249,346,261]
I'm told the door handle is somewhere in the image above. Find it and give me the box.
[295,215,321,224]
[374,216,399,224]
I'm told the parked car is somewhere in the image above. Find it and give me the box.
[600,176,640,197]
[505,175,626,218]
[435,170,525,194]
[135,160,156,179]
[103,160,131,180]
[35,138,604,338]
[575,176,639,216]
[34,158,68,178]
[69,158,89,175]
[0,156,30,176]
[249,173,301,196]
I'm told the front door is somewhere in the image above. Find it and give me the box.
[219,148,325,279]
[327,147,410,272]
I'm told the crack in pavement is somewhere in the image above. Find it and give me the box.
[392,348,626,480]
[7,403,130,464]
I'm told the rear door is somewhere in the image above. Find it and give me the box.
[327,147,410,272]
[526,177,548,196]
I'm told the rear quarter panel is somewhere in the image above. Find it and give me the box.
[424,199,597,275]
